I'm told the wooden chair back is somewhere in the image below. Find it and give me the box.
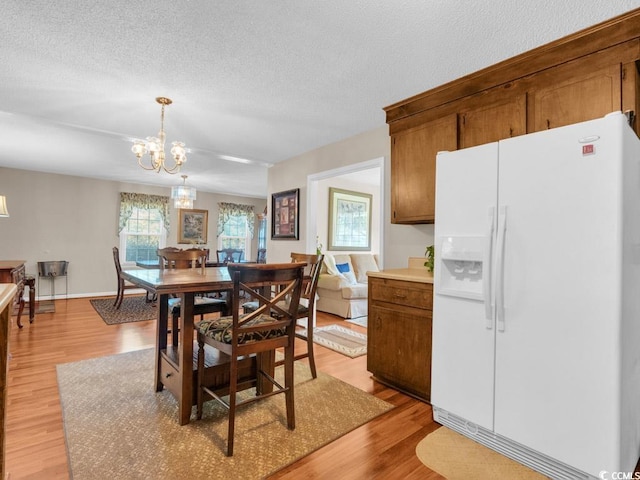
[157,248,207,271]
[112,246,123,276]
[216,248,244,264]
[290,252,324,303]
[226,263,305,350]
[186,247,210,260]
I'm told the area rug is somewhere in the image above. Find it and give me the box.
[416,427,547,479]
[309,324,367,358]
[346,316,367,328]
[90,296,156,325]
[57,348,392,480]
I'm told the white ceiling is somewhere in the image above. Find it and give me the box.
[1,1,638,198]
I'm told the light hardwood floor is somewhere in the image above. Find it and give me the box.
[5,297,441,479]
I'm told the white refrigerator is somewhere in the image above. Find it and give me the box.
[431,111,640,479]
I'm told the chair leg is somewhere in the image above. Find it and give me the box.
[227,357,238,456]
[196,335,205,420]
[304,315,317,379]
[284,341,295,430]
[115,280,124,309]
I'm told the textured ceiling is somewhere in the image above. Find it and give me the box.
[1,1,638,197]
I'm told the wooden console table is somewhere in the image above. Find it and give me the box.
[0,261,35,328]
[0,283,18,480]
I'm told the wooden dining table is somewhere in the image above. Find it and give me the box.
[121,266,271,425]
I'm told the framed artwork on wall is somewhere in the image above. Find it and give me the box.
[271,188,299,240]
[328,187,372,251]
[178,208,208,244]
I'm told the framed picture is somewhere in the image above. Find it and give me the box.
[178,209,208,244]
[328,188,372,251]
[271,188,299,240]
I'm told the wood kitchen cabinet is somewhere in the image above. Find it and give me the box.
[459,94,527,149]
[385,10,640,224]
[391,114,456,224]
[528,62,622,132]
[367,276,433,402]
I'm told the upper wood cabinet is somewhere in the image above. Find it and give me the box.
[385,9,640,224]
[529,63,622,132]
[391,114,456,224]
[459,95,527,149]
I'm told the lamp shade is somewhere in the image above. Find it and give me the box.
[171,181,196,209]
[0,195,9,217]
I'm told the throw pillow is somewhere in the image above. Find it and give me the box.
[351,254,379,284]
[336,262,358,285]
[323,254,340,275]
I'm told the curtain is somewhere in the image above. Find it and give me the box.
[118,192,170,235]
[217,202,255,238]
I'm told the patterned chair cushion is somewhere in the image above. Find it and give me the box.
[196,314,286,344]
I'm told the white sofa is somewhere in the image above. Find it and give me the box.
[315,253,379,319]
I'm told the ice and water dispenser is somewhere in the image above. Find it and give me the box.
[436,236,485,300]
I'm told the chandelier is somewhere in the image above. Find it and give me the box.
[171,175,196,209]
[131,97,187,174]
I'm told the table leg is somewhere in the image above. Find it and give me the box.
[28,285,35,323]
[155,293,169,392]
[178,292,195,425]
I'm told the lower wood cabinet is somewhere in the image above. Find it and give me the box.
[367,277,433,402]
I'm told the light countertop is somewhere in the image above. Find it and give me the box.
[367,257,434,284]
[0,283,17,312]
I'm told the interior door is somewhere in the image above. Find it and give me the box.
[432,142,498,431]
[494,115,623,473]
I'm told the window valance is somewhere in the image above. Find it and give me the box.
[118,192,170,234]
[217,202,255,238]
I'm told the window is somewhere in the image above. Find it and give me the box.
[118,193,170,265]
[120,207,167,263]
[217,203,255,260]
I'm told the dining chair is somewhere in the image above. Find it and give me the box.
[195,262,305,456]
[112,246,154,309]
[157,248,228,346]
[216,248,244,264]
[242,252,324,378]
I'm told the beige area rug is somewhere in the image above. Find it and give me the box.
[57,348,392,479]
[90,295,156,325]
[416,427,548,479]
[306,324,367,358]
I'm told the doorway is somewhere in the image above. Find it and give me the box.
[306,157,384,264]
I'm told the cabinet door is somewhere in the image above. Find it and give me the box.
[529,63,621,131]
[459,95,526,149]
[368,304,432,399]
[391,114,457,224]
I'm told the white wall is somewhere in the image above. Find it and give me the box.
[267,125,433,268]
[0,167,266,297]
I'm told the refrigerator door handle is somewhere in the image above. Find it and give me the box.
[496,205,507,332]
[484,206,495,328]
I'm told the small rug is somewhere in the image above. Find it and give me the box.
[310,324,367,358]
[346,316,367,328]
[90,296,156,325]
[416,427,547,479]
[57,348,392,479]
